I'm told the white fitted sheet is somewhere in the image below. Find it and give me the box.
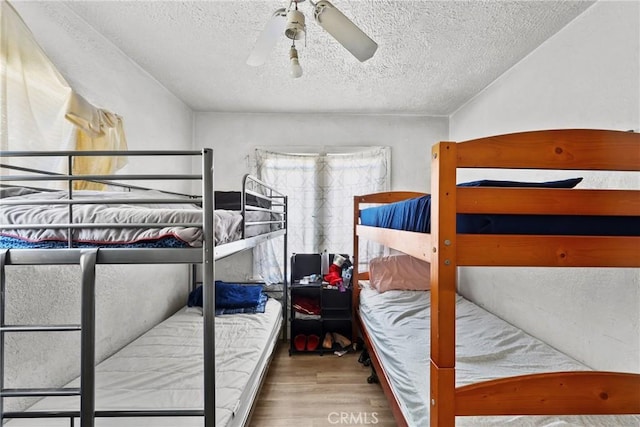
[7,299,282,427]
[359,282,640,427]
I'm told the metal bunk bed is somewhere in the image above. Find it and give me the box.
[0,149,288,427]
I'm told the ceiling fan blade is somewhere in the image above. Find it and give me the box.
[246,8,287,67]
[313,0,378,62]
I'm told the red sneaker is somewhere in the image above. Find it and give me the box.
[306,334,320,351]
[294,334,307,351]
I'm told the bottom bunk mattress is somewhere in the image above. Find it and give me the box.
[7,298,282,427]
[358,283,640,427]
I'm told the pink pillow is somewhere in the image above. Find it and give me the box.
[369,254,431,292]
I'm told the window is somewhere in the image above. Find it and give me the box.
[253,146,390,283]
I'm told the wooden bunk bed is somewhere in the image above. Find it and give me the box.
[0,149,288,427]
[352,129,640,426]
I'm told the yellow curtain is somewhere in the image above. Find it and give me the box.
[1,0,127,190]
[72,109,128,190]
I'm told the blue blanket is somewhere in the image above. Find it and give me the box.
[360,195,431,233]
[215,292,268,315]
[359,178,640,236]
[215,281,263,308]
[188,281,265,310]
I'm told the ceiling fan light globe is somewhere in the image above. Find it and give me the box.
[290,58,303,78]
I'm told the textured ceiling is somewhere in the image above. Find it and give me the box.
[58,0,594,115]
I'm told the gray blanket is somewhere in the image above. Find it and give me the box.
[0,189,243,247]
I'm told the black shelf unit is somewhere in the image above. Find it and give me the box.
[289,253,352,355]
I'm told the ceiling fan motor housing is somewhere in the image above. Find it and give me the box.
[285,9,305,40]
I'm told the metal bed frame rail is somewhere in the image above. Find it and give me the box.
[241,173,289,340]
[0,150,216,427]
[241,173,287,237]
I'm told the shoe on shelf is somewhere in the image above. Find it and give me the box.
[294,334,307,352]
[332,332,352,349]
[323,332,334,349]
[307,334,320,351]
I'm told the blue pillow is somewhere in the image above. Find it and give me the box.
[458,177,582,188]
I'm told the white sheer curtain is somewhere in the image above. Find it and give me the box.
[253,147,390,283]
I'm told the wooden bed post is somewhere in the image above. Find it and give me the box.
[430,142,458,427]
[352,196,361,342]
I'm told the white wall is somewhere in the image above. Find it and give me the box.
[196,112,447,191]
[195,112,448,280]
[6,1,194,412]
[450,1,639,372]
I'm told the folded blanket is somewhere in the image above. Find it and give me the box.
[215,292,268,315]
[188,281,265,310]
[292,295,321,315]
[215,281,263,308]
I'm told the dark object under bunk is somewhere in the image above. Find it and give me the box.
[358,348,379,384]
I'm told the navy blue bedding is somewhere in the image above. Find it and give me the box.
[215,281,263,308]
[361,196,432,233]
[360,179,640,236]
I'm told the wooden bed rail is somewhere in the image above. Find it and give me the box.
[456,129,640,171]
[355,225,432,262]
[457,187,640,216]
[457,234,640,267]
[455,371,640,416]
[355,191,427,204]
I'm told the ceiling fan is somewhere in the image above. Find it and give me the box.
[246,0,378,78]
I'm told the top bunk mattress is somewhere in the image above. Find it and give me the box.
[358,283,640,427]
[0,188,275,249]
[359,193,640,236]
[6,298,283,427]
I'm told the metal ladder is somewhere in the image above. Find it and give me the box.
[0,248,98,427]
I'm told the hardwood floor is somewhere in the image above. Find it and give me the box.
[248,342,396,427]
